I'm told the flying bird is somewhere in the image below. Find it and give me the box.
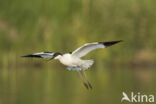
[22,40,122,89]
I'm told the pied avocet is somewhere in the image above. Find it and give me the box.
[22,40,122,89]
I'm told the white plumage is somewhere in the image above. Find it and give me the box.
[72,42,105,58]
[22,40,122,89]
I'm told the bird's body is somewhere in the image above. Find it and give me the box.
[22,40,122,89]
[58,53,80,67]
[56,53,94,71]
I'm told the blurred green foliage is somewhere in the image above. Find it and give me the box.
[0,0,156,68]
[0,67,156,104]
[0,1,156,104]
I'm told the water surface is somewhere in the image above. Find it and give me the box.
[0,67,155,104]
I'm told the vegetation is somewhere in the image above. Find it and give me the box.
[0,0,156,104]
[0,0,156,68]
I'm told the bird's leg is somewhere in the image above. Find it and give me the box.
[77,70,89,89]
[82,71,92,89]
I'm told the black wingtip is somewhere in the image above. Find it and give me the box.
[99,40,123,47]
[21,54,42,58]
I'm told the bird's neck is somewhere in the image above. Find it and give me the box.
[54,55,62,60]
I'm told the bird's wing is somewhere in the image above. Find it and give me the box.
[22,52,55,59]
[72,40,122,58]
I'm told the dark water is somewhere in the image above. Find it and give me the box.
[0,67,155,104]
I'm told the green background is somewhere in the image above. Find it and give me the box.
[0,0,156,104]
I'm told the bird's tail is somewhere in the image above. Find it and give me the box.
[82,60,94,70]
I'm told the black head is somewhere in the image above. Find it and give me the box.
[53,52,62,58]
[69,52,72,54]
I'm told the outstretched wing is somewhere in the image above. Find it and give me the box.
[72,40,122,58]
[22,52,55,59]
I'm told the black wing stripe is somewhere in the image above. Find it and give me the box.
[99,40,123,47]
[21,54,42,58]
